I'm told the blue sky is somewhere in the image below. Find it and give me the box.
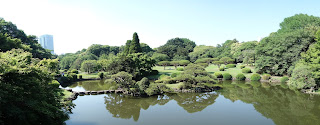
[0,0,319,54]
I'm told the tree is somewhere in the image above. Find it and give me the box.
[288,64,316,90]
[170,61,180,69]
[140,43,154,53]
[0,18,53,59]
[151,52,170,63]
[157,38,196,59]
[0,49,68,124]
[80,60,97,73]
[110,71,134,90]
[179,60,191,68]
[158,61,170,70]
[188,45,215,62]
[213,61,224,68]
[123,32,143,55]
[220,57,233,65]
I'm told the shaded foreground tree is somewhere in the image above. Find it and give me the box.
[0,49,68,125]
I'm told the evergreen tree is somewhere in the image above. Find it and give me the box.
[129,32,142,54]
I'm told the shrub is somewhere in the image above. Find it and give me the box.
[240,65,245,69]
[251,73,261,81]
[151,70,159,75]
[226,64,236,68]
[242,68,252,73]
[280,76,289,83]
[171,72,180,78]
[159,74,170,79]
[177,67,184,71]
[98,72,104,79]
[219,67,225,71]
[70,69,78,74]
[223,73,232,80]
[214,72,223,78]
[79,75,83,80]
[68,73,77,81]
[261,74,271,80]
[236,73,246,81]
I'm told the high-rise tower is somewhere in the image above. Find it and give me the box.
[39,34,54,54]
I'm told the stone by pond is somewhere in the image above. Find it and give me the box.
[63,80,320,125]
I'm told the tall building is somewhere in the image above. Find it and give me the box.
[39,34,54,54]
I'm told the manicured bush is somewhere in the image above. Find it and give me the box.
[171,72,180,78]
[70,69,78,74]
[280,76,289,83]
[79,75,83,80]
[223,73,232,80]
[242,68,252,73]
[240,65,245,69]
[214,72,223,78]
[219,67,225,71]
[177,67,184,71]
[262,74,271,80]
[226,64,236,68]
[98,72,104,79]
[251,73,261,81]
[236,73,246,81]
[159,74,170,79]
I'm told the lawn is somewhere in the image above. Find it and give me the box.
[148,66,184,79]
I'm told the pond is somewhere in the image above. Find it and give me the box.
[63,80,320,125]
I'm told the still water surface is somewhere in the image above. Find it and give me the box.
[65,80,320,125]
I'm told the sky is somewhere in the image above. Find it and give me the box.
[0,0,320,55]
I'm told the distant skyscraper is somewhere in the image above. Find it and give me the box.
[39,34,54,54]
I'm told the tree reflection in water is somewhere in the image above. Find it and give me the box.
[104,92,219,121]
[217,81,320,125]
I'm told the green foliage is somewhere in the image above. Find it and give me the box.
[157,38,196,59]
[171,72,180,78]
[86,44,120,57]
[242,68,252,73]
[226,64,236,68]
[0,18,53,59]
[179,60,190,67]
[136,77,150,93]
[288,64,316,90]
[280,76,289,83]
[79,75,83,80]
[236,73,246,81]
[255,14,320,76]
[175,64,214,85]
[214,72,223,78]
[70,69,78,74]
[124,32,143,55]
[188,45,215,62]
[170,61,180,69]
[158,61,170,70]
[177,67,184,71]
[106,53,155,79]
[219,67,225,71]
[151,52,170,62]
[223,73,232,80]
[261,74,271,80]
[98,72,104,79]
[213,61,224,68]
[80,60,97,73]
[0,49,68,124]
[251,73,261,81]
[140,43,154,53]
[68,73,77,81]
[240,65,245,69]
[110,71,134,89]
[203,39,238,59]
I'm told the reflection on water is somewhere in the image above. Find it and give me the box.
[217,81,320,125]
[66,80,320,125]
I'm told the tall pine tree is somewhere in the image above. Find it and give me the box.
[124,32,142,55]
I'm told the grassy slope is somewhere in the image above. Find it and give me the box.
[205,64,256,78]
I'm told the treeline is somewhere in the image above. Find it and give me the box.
[59,14,320,91]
